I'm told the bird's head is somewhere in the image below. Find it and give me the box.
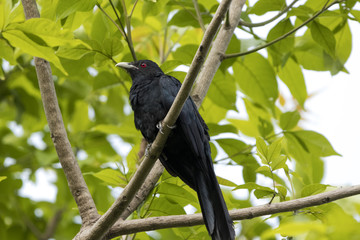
[116,60,164,80]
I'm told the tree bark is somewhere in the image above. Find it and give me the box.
[106,185,360,238]
[21,0,99,228]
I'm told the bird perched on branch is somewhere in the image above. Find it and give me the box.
[116,60,234,240]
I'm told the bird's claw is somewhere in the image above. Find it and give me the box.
[157,122,176,134]
[156,122,164,134]
[167,124,176,129]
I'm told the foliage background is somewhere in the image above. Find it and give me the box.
[0,0,360,239]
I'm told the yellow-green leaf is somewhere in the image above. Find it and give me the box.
[3,29,67,75]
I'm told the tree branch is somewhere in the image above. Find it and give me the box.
[21,0,99,227]
[97,1,137,61]
[224,0,342,59]
[77,1,233,239]
[192,0,246,107]
[118,160,164,220]
[106,185,360,237]
[239,0,299,28]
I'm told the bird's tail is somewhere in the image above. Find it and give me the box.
[195,171,234,240]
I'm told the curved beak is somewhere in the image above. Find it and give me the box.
[115,62,138,70]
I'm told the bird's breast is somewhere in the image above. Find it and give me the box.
[130,82,167,142]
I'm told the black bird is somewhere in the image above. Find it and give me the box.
[116,60,234,240]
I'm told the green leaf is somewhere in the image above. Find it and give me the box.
[158,182,198,204]
[270,155,287,171]
[276,185,287,200]
[0,176,7,183]
[295,37,327,71]
[234,53,278,112]
[142,0,170,19]
[286,130,340,157]
[233,182,273,192]
[70,101,90,133]
[278,58,307,107]
[0,38,16,65]
[160,60,183,74]
[207,123,238,136]
[261,222,326,239]
[256,137,268,164]
[334,22,351,64]
[56,44,92,60]
[172,44,197,65]
[56,0,98,19]
[9,18,81,47]
[257,117,274,138]
[249,0,286,15]
[103,38,123,57]
[93,71,120,90]
[301,183,329,197]
[0,0,11,29]
[255,165,272,174]
[267,138,283,164]
[267,19,294,53]
[351,10,360,22]
[3,29,67,75]
[91,124,141,139]
[280,111,301,130]
[207,70,237,110]
[216,138,249,164]
[216,176,237,187]
[92,169,126,187]
[254,189,274,199]
[149,197,186,216]
[168,9,211,28]
[311,21,336,57]
[228,118,259,137]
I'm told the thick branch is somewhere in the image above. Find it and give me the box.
[78,1,233,239]
[107,185,360,237]
[224,0,342,59]
[192,0,246,107]
[118,160,164,220]
[21,0,99,227]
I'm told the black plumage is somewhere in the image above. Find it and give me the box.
[116,60,234,240]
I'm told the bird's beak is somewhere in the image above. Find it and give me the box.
[115,62,138,70]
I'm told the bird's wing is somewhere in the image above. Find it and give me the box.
[159,75,213,174]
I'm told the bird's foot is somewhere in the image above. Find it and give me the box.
[145,143,152,157]
[156,122,164,134]
[157,121,176,134]
[167,124,176,129]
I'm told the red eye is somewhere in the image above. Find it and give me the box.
[140,63,147,68]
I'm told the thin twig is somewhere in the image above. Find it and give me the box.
[239,0,299,27]
[192,0,206,31]
[129,0,139,18]
[109,0,127,38]
[224,0,342,59]
[120,0,137,61]
[97,3,126,38]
